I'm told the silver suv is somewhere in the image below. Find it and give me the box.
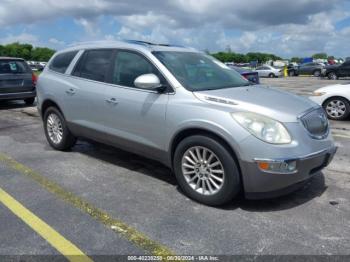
[37,41,336,206]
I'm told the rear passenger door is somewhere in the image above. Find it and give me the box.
[66,49,115,132]
[102,50,170,156]
[298,64,309,75]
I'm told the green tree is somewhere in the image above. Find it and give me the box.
[0,42,55,61]
[312,53,328,60]
[0,45,5,56]
[291,57,301,63]
[31,47,55,61]
[211,51,283,64]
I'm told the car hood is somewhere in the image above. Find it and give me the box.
[325,64,339,69]
[193,85,318,123]
[315,83,350,92]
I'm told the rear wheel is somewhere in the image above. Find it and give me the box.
[24,97,35,105]
[288,70,295,77]
[173,135,241,206]
[323,97,350,120]
[43,107,77,150]
[313,70,321,77]
[328,72,338,80]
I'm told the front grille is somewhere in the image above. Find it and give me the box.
[300,108,329,139]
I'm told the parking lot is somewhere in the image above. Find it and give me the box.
[0,77,349,260]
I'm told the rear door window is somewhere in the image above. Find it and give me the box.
[49,51,78,74]
[0,60,31,74]
[72,49,114,82]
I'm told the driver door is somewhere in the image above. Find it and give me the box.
[102,50,170,157]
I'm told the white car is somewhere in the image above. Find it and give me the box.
[255,65,282,78]
[309,83,350,120]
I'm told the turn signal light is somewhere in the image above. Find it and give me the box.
[256,160,297,174]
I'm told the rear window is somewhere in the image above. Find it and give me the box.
[0,60,31,74]
[49,51,78,74]
[72,49,114,82]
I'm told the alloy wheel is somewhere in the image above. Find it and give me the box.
[326,100,347,118]
[329,72,337,80]
[46,113,63,144]
[181,146,225,196]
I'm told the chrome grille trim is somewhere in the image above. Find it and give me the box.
[298,107,329,140]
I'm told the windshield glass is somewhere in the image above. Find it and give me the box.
[152,51,249,91]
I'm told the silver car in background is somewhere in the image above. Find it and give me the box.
[255,65,283,78]
[37,40,336,206]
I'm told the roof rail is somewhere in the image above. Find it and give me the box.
[67,40,124,47]
[124,40,185,48]
[66,39,188,49]
[124,40,156,46]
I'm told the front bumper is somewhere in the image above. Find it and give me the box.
[0,90,36,100]
[242,146,337,199]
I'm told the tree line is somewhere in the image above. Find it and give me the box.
[0,42,342,64]
[210,51,340,64]
[0,42,55,62]
[211,51,283,64]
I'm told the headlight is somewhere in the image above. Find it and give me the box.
[311,91,326,96]
[231,112,292,144]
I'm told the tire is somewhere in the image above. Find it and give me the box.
[328,72,338,80]
[173,135,241,206]
[43,107,77,150]
[268,73,275,78]
[288,70,295,77]
[313,70,321,77]
[24,97,35,105]
[323,97,350,120]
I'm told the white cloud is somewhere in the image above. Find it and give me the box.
[74,18,100,36]
[0,33,39,45]
[0,0,349,57]
[48,38,65,45]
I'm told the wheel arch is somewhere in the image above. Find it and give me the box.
[327,70,337,76]
[322,96,349,106]
[169,128,242,176]
[41,99,64,120]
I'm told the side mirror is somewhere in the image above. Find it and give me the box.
[134,74,163,91]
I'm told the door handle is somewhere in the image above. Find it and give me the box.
[65,88,76,95]
[105,98,119,105]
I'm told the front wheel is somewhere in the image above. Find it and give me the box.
[43,107,77,150]
[173,135,241,206]
[328,72,338,80]
[323,97,350,120]
[268,73,275,78]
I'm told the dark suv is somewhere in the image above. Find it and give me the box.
[0,57,37,105]
[322,60,350,80]
[296,62,324,77]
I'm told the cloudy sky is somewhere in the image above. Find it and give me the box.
[0,0,350,58]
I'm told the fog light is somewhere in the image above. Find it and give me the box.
[256,160,297,174]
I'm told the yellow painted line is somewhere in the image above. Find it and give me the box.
[0,153,174,257]
[0,187,92,262]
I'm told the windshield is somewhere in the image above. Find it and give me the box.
[152,51,249,91]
